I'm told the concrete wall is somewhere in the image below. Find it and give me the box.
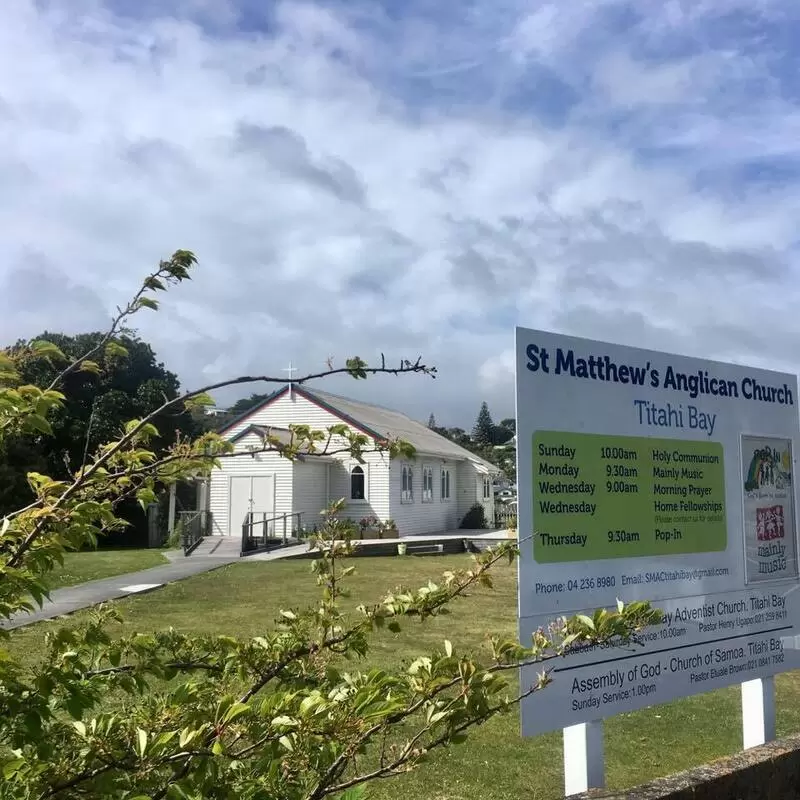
[572,734,800,800]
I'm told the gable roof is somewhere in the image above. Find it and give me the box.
[229,423,293,446]
[219,384,500,472]
[229,423,336,461]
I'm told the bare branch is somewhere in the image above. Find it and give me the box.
[82,660,222,679]
[79,403,97,477]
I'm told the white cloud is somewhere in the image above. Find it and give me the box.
[479,350,516,392]
[591,52,710,108]
[1,0,800,427]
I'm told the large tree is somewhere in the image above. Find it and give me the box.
[472,401,495,447]
[492,425,514,446]
[439,426,472,449]
[0,331,197,521]
[228,392,270,416]
[0,435,50,516]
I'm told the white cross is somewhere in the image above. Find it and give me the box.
[283,362,298,382]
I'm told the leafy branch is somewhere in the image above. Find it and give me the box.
[0,250,661,800]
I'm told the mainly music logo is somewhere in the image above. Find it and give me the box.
[756,504,786,541]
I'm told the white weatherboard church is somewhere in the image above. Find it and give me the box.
[207,384,500,537]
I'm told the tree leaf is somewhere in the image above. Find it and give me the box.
[24,415,53,436]
[2,758,25,780]
[138,297,159,311]
[31,340,67,361]
[144,276,166,291]
[79,360,102,375]
[337,789,367,800]
[222,702,249,724]
[136,727,148,758]
[105,341,129,360]
[179,727,197,748]
[64,694,84,720]
[185,392,215,409]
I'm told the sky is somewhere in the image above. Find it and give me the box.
[2,0,800,428]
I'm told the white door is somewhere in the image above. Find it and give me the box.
[477,476,493,525]
[228,475,275,536]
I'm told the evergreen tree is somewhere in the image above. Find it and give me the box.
[428,412,436,429]
[472,401,494,447]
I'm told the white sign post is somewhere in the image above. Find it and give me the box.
[563,721,604,795]
[514,327,800,796]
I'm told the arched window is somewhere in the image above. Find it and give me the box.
[441,468,451,501]
[350,465,366,500]
[401,465,414,502]
[422,465,433,502]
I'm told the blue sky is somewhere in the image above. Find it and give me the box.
[3,0,800,426]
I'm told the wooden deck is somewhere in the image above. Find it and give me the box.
[245,529,515,561]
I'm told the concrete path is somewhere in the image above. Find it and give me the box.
[1,555,238,631]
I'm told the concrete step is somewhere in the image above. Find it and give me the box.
[188,536,241,558]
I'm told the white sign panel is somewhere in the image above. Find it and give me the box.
[515,327,800,736]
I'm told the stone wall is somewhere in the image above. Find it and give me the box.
[571,734,800,799]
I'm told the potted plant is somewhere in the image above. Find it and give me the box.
[358,515,382,538]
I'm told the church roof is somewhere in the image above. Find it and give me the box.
[221,384,500,473]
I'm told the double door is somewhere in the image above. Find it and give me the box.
[229,475,274,536]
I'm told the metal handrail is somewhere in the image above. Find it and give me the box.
[179,510,212,555]
[241,512,303,555]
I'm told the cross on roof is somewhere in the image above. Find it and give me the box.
[283,362,298,382]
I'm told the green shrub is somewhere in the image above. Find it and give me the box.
[460,503,487,529]
[165,520,183,549]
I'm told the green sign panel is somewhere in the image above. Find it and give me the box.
[532,430,727,563]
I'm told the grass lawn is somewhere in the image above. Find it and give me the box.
[44,549,170,590]
[8,555,800,798]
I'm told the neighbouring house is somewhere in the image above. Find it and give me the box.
[206,384,501,538]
